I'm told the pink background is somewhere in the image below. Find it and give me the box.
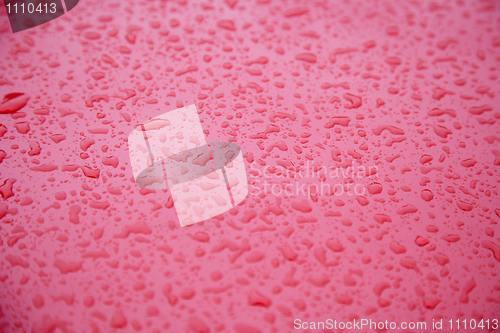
[0,0,499,332]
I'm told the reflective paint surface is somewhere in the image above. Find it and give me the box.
[0,0,499,331]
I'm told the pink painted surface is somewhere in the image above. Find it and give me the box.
[0,0,499,332]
